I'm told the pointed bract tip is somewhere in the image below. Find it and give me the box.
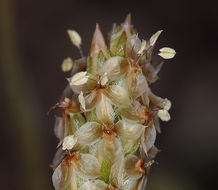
[124,13,131,25]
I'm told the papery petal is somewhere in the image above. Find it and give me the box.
[78,180,108,190]
[54,116,64,140]
[75,153,101,179]
[126,67,148,99]
[115,119,145,140]
[52,160,73,190]
[110,157,124,188]
[118,101,145,121]
[142,60,164,83]
[100,72,108,86]
[78,91,86,110]
[70,75,97,94]
[84,90,99,111]
[141,123,156,155]
[51,147,65,169]
[70,71,89,86]
[98,56,126,81]
[124,155,143,179]
[96,94,115,124]
[104,85,131,108]
[98,136,123,165]
[75,122,102,145]
[120,137,140,156]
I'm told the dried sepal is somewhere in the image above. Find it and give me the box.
[110,157,124,188]
[78,91,86,110]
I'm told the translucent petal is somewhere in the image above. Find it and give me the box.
[84,91,99,111]
[75,153,101,179]
[78,91,86,110]
[51,147,65,169]
[70,77,97,94]
[126,34,141,58]
[75,122,102,145]
[78,180,108,190]
[104,85,131,108]
[110,157,124,188]
[98,56,126,81]
[96,94,115,124]
[52,160,73,190]
[98,136,123,165]
[120,137,140,156]
[141,123,156,155]
[62,135,78,150]
[54,116,64,140]
[70,71,89,86]
[126,67,148,99]
[115,119,145,140]
[118,101,144,121]
[124,155,143,179]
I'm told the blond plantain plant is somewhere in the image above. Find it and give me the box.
[51,14,176,190]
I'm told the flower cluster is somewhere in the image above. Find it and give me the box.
[51,14,176,190]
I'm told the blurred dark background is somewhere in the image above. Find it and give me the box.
[0,0,217,189]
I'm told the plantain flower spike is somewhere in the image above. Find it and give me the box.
[51,14,176,190]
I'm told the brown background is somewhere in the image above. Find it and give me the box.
[0,0,217,189]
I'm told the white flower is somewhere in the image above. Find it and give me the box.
[100,72,108,86]
[137,39,146,55]
[157,109,171,121]
[69,71,89,86]
[78,91,86,110]
[158,47,176,59]
[149,30,163,46]
[61,57,73,72]
[67,30,82,47]
[62,135,78,150]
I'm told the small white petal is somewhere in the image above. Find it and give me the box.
[70,71,89,86]
[100,72,108,86]
[149,30,163,46]
[62,135,78,150]
[68,30,82,47]
[61,57,73,72]
[137,39,146,55]
[157,109,171,121]
[158,47,176,59]
[78,91,86,110]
